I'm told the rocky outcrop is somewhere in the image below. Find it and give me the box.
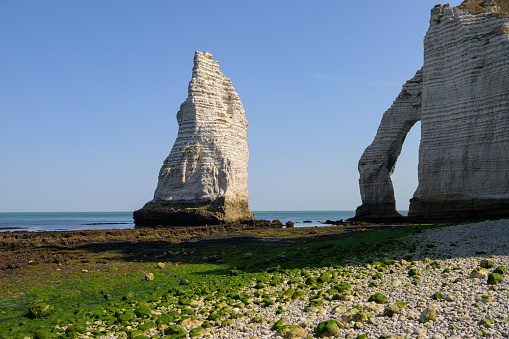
[134,51,253,226]
[356,1,509,220]
[356,70,422,220]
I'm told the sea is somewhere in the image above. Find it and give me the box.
[0,211,408,232]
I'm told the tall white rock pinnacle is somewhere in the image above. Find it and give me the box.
[356,0,509,220]
[134,51,252,226]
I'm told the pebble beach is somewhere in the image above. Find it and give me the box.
[73,219,509,339]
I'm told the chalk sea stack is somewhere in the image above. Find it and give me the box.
[134,51,253,226]
[356,0,509,221]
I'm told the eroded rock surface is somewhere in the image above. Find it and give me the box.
[356,70,422,220]
[356,1,509,220]
[134,51,253,226]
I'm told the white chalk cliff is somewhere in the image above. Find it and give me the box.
[134,51,253,226]
[356,0,509,220]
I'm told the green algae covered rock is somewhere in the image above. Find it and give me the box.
[479,317,495,328]
[156,313,174,325]
[291,290,305,299]
[408,268,419,277]
[342,307,367,323]
[470,267,488,279]
[494,266,506,275]
[28,303,55,319]
[189,327,206,337]
[134,306,152,319]
[419,306,437,323]
[396,300,407,309]
[277,324,308,339]
[271,319,288,331]
[33,328,55,339]
[282,288,295,298]
[487,273,504,285]
[336,282,351,293]
[315,320,342,337]
[383,302,401,317]
[318,272,331,283]
[368,293,386,304]
[138,322,157,331]
[480,259,495,269]
[432,291,445,300]
[384,258,395,265]
[164,325,186,338]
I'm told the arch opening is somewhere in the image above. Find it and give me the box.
[392,121,421,214]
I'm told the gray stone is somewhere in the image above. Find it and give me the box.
[419,306,437,323]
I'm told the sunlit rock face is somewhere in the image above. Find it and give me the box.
[134,51,252,226]
[356,0,509,220]
[355,70,422,220]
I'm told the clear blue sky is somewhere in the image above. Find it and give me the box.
[0,0,463,212]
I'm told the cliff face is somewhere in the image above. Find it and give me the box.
[410,2,509,219]
[356,0,509,220]
[134,51,253,226]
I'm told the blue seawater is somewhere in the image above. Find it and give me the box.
[0,210,408,232]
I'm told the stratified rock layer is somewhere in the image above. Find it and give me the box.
[356,70,422,220]
[356,1,509,220]
[134,51,253,226]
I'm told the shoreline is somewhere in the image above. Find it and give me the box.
[1,220,508,338]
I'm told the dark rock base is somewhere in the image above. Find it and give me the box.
[352,203,407,222]
[133,198,253,227]
[408,196,509,221]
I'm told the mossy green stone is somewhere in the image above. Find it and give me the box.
[318,273,331,283]
[408,269,419,277]
[221,319,235,327]
[305,277,317,285]
[433,292,445,300]
[487,273,504,285]
[127,330,143,339]
[28,303,55,319]
[384,302,400,317]
[156,314,174,325]
[33,329,55,339]
[164,325,186,338]
[336,283,351,292]
[395,300,407,309]
[180,278,191,285]
[356,335,368,339]
[291,290,305,299]
[315,320,341,337]
[189,327,206,337]
[277,324,307,338]
[202,320,214,328]
[139,322,157,331]
[480,259,495,269]
[262,298,275,307]
[271,319,288,331]
[179,297,191,306]
[479,318,495,327]
[135,306,152,318]
[368,293,386,304]
[384,259,395,265]
[494,266,506,275]
[282,288,295,298]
